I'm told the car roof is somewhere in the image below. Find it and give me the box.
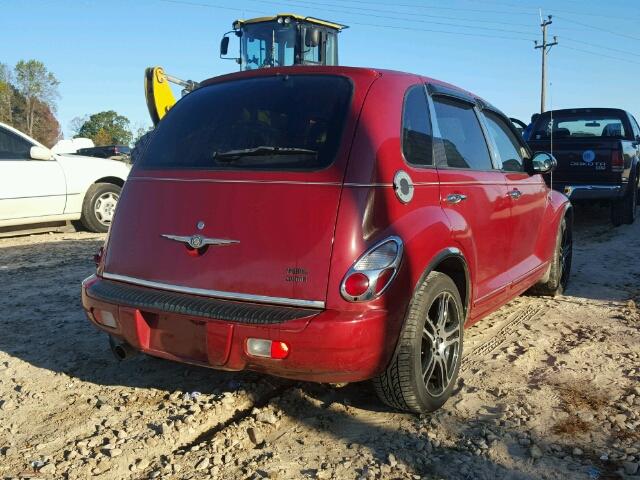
[199,65,481,98]
[541,107,628,116]
[200,65,508,118]
[196,66,510,120]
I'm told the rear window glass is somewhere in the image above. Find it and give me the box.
[139,75,352,171]
[531,113,628,140]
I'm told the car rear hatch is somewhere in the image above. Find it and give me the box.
[528,138,621,184]
[527,110,626,185]
[104,70,378,308]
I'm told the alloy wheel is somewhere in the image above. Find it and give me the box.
[421,292,461,397]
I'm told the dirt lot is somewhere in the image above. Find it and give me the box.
[0,205,639,480]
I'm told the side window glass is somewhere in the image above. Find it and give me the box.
[630,115,640,138]
[432,97,492,170]
[484,111,526,172]
[0,128,32,160]
[402,85,433,166]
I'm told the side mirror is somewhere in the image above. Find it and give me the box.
[305,28,321,47]
[525,152,557,175]
[30,146,53,161]
[220,36,230,56]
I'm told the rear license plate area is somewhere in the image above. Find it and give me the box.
[146,312,209,363]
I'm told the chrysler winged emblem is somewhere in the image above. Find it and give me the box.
[161,233,239,249]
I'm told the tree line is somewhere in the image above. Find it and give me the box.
[1,59,150,148]
[0,60,61,147]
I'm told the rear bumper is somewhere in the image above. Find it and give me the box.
[556,184,623,200]
[81,275,395,383]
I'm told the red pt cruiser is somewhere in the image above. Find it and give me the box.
[82,67,572,413]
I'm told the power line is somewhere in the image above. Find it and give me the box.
[464,0,640,22]
[555,14,640,42]
[243,0,538,37]
[559,36,640,59]
[278,0,540,28]
[561,45,640,67]
[160,0,536,42]
[332,0,538,18]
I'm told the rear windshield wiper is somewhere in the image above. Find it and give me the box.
[212,146,318,162]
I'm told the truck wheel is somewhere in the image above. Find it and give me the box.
[80,183,121,233]
[530,216,572,297]
[611,176,637,226]
[373,272,464,413]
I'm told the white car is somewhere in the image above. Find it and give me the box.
[0,122,130,234]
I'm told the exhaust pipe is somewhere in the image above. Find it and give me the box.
[109,336,137,361]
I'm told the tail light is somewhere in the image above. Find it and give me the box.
[611,147,624,172]
[341,236,403,302]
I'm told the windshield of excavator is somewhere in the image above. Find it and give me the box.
[241,21,296,70]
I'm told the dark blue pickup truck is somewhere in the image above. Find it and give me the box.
[525,108,640,225]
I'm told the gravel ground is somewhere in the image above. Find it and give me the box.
[0,204,638,480]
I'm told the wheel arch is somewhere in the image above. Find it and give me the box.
[94,176,125,188]
[416,247,471,318]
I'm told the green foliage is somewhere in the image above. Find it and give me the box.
[0,60,61,147]
[14,60,60,137]
[14,60,59,109]
[0,63,13,124]
[75,110,133,146]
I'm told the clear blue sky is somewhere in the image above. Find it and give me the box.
[2,0,639,138]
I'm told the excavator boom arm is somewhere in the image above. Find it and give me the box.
[144,67,198,126]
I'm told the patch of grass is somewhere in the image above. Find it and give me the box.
[554,382,609,412]
[551,415,591,436]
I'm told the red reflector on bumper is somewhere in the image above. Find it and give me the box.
[246,338,290,359]
[270,341,290,359]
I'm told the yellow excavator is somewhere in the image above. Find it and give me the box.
[144,14,348,126]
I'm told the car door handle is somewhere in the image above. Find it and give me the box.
[507,189,522,200]
[445,193,467,204]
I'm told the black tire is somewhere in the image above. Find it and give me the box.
[530,216,572,297]
[80,183,122,233]
[611,175,637,226]
[373,272,464,414]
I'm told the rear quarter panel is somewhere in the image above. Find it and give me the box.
[326,73,454,373]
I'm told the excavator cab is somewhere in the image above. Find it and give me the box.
[220,14,347,70]
[145,14,347,126]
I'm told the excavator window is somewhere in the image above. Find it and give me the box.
[242,21,296,69]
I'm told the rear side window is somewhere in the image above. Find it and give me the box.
[433,97,492,170]
[140,75,352,171]
[402,85,433,166]
[629,114,640,138]
[483,111,526,172]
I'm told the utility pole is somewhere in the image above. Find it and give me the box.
[534,15,558,113]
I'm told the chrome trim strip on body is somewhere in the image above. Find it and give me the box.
[131,177,342,186]
[100,272,326,309]
[130,177,536,188]
[564,184,621,195]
